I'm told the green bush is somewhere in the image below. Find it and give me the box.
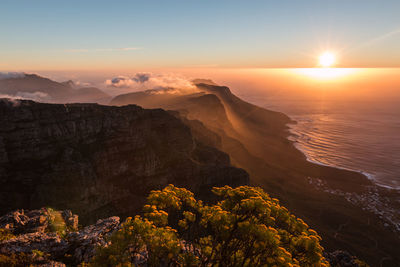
[0,251,49,267]
[0,228,15,242]
[45,207,68,237]
[91,185,329,266]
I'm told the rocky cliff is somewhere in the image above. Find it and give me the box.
[0,99,248,223]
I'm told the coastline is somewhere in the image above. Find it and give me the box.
[285,117,400,233]
[287,118,400,191]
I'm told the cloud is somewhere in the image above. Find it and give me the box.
[348,27,400,52]
[132,73,150,83]
[65,47,141,53]
[106,76,136,88]
[74,80,92,87]
[0,91,51,102]
[16,91,51,102]
[105,73,197,94]
[366,28,400,46]
[0,72,25,80]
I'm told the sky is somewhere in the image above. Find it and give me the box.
[1,0,400,71]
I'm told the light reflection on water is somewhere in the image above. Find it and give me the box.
[265,100,400,189]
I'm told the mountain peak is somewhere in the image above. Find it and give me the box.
[0,72,26,80]
[61,80,76,88]
[195,83,232,95]
[192,78,218,86]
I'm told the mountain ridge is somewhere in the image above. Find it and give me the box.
[0,74,110,104]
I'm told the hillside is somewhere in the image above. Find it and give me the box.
[110,81,400,266]
[0,74,110,103]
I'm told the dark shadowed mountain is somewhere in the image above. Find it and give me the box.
[110,81,400,266]
[0,99,248,224]
[0,74,110,103]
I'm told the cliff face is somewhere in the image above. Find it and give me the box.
[0,99,248,223]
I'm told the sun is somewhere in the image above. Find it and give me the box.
[319,52,336,67]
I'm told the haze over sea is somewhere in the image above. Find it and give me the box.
[222,68,400,190]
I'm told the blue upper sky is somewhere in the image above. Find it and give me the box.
[1,0,400,70]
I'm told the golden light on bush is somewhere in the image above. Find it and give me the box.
[91,185,329,266]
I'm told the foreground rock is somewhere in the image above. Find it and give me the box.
[0,208,120,266]
[0,208,78,235]
[67,216,120,263]
[325,250,369,267]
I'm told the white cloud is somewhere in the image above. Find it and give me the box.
[0,91,51,102]
[105,76,136,88]
[0,72,25,80]
[74,80,92,87]
[105,73,197,94]
[16,91,51,102]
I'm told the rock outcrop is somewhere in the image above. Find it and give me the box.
[0,99,248,223]
[0,208,120,266]
[325,250,369,267]
[66,216,120,263]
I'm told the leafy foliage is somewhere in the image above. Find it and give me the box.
[0,250,50,267]
[0,252,32,267]
[91,185,329,266]
[0,228,15,242]
[45,207,68,236]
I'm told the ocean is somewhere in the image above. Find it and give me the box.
[251,98,400,190]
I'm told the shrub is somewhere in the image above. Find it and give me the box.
[0,228,15,242]
[45,207,67,237]
[91,185,329,266]
[0,251,49,267]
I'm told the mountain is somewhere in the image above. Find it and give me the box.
[0,74,110,103]
[110,81,400,266]
[0,99,248,224]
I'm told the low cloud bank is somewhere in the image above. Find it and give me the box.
[0,91,51,102]
[105,73,196,94]
[0,72,25,80]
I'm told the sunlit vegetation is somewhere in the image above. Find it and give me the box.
[0,250,49,267]
[0,252,32,267]
[46,207,68,236]
[0,228,15,242]
[91,185,329,266]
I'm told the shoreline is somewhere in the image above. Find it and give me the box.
[287,119,400,191]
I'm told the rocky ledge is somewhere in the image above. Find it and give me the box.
[0,208,119,266]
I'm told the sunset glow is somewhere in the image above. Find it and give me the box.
[292,68,359,80]
[319,52,336,67]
